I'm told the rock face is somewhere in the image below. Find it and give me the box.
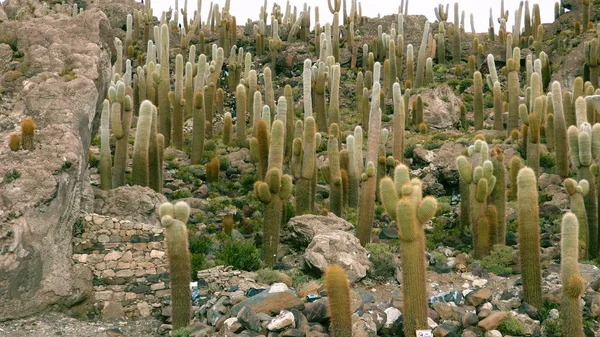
[93,186,167,226]
[303,231,371,283]
[409,84,463,130]
[282,214,355,250]
[0,10,113,320]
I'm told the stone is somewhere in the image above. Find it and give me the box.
[223,317,244,333]
[267,310,296,331]
[281,329,306,337]
[104,250,123,261]
[237,306,261,332]
[408,84,462,129]
[282,214,355,250]
[352,312,378,337]
[231,290,304,316]
[137,301,151,317]
[462,312,479,327]
[303,231,371,283]
[303,298,329,323]
[484,330,502,337]
[269,283,290,293]
[384,307,402,328]
[477,311,508,331]
[93,185,167,226]
[102,301,124,320]
[429,291,464,306]
[105,328,124,337]
[466,288,491,307]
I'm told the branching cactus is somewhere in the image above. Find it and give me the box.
[109,81,132,188]
[357,80,382,246]
[292,117,318,215]
[493,82,503,131]
[567,123,600,258]
[560,212,586,337]
[414,21,430,88]
[564,178,590,260]
[314,62,328,132]
[324,264,352,337]
[380,164,437,337]
[517,167,542,308]
[159,201,192,331]
[457,140,497,258]
[255,120,292,267]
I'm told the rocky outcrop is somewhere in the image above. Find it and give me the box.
[93,186,167,226]
[0,10,113,320]
[282,214,355,250]
[409,84,463,130]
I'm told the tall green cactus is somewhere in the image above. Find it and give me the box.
[191,92,205,164]
[493,81,503,131]
[490,148,506,245]
[474,71,484,130]
[392,83,405,163]
[236,84,247,146]
[148,101,162,193]
[517,167,542,308]
[567,123,600,259]
[100,100,112,191]
[551,81,570,178]
[564,178,590,260]
[457,140,497,258]
[324,264,352,337]
[347,134,360,208]
[285,85,294,160]
[328,124,343,217]
[357,80,382,246]
[159,201,192,331]
[315,62,328,132]
[414,21,430,88]
[560,212,586,337]
[507,57,520,135]
[171,54,185,149]
[292,117,318,215]
[452,3,461,65]
[380,164,437,337]
[255,120,292,267]
[110,81,133,188]
[158,24,171,146]
[132,100,154,187]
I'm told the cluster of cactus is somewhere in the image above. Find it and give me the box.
[457,139,498,258]
[380,164,437,337]
[564,178,590,260]
[159,201,192,331]
[7,118,35,152]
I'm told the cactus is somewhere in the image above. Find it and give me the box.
[453,3,461,65]
[584,39,600,88]
[236,84,247,146]
[546,113,555,152]
[474,71,484,130]
[159,201,192,331]
[517,167,542,308]
[457,140,497,258]
[565,178,590,260]
[328,126,343,217]
[560,212,586,337]
[8,133,20,152]
[100,100,112,190]
[324,264,352,337]
[223,112,232,145]
[293,117,318,215]
[507,57,520,135]
[357,80,382,246]
[490,148,506,245]
[425,58,434,86]
[158,24,171,146]
[132,101,154,187]
[414,21,430,88]
[329,64,341,129]
[284,85,294,160]
[191,92,205,164]
[205,157,220,183]
[493,81,503,131]
[255,120,291,267]
[380,164,437,337]
[567,123,600,258]
[551,81,570,178]
[392,83,405,163]
[521,99,541,178]
[148,101,162,193]
[314,62,328,132]
[436,22,446,65]
[583,0,590,33]
[406,44,414,87]
[21,118,34,151]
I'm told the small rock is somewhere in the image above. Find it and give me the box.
[105,328,124,337]
[267,310,296,331]
[484,330,502,337]
[237,306,261,332]
[384,307,402,328]
[477,311,508,331]
[269,283,290,293]
[429,291,464,305]
[462,312,479,327]
[466,288,491,307]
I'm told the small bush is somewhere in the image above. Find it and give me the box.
[172,327,191,337]
[366,243,396,278]
[540,151,556,169]
[497,316,527,336]
[215,238,262,271]
[189,236,212,254]
[190,253,206,280]
[480,244,516,276]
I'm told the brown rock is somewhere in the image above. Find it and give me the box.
[477,311,508,331]
[466,288,492,307]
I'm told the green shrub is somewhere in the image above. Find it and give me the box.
[458,78,473,93]
[189,236,212,254]
[256,268,286,284]
[172,327,191,337]
[497,316,527,336]
[216,238,262,271]
[190,253,206,281]
[365,243,396,278]
[175,165,205,185]
[480,244,516,276]
[540,151,556,169]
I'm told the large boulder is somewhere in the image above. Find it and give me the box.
[303,231,371,283]
[93,185,167,226]
[408,84,462,130]
[282,214,355,250]
[0,9,113,320]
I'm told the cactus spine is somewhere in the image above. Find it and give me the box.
[324,264,352,337]
[517,167,542,308]
[159,201,192,331]
[560,212,586,337]
[380,164,437,337]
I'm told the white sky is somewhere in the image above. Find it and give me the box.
[150,0,557,33]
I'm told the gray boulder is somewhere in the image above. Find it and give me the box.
[282,214,354,250]
[303,231,371,283]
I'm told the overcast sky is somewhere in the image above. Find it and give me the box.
[150,0,557,33]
